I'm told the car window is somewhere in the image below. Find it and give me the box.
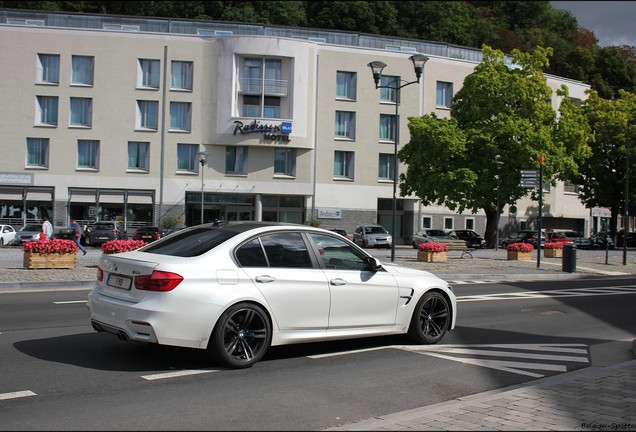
[93,223,114,230]
[309,233,368,271]
[260,232,313,268]
[141,226,237,257]
[22,224,42,231]
[365,226,387,234]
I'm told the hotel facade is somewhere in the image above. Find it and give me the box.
[0,9,606,244]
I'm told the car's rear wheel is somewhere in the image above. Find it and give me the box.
[209,303,272,369]
[407,291,450,344]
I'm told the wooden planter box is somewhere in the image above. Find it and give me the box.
[507,250,532,261]
[23,252,76,269]
[417,251,448,262]
[544,248,563,258]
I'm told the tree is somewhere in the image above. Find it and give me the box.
[576,89,636,240]
[399,45,590,248]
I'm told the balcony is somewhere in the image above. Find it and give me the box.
[239,78,288,97]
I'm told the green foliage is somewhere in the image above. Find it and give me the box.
[161,215,179,230]
[401,45,593,247]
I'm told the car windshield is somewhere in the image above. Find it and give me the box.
[93,223,115,230]
[427,230,447,236]
[458,231,477,238]
[364,226,387,234]
[21,224,42,232]
[140,226,238,257]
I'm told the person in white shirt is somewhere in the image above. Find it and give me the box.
[42,216,53,240]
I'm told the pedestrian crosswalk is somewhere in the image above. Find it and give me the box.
[457,286,636,302]
[399,343,589,378]
[308,343,590,378]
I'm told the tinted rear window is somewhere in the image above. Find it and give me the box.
[140,226,237,257]
[93,223,115,230]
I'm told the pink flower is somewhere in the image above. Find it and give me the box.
[418,242,449,252]
[506,242,534,252]
[544,242,564,249]
[101,239,147,254]
[23,239,79,254]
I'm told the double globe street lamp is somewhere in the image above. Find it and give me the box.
[197,151,208,225]
[367,54,429,262]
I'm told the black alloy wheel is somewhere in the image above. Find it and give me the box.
[407,291,450,344]
[209,303,272,369]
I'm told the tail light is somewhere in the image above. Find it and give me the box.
[113,229,119,237]
[134,271,183,292]
[97,267,104,282]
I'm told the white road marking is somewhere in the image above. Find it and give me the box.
[308,343,589,378]
[457,286,636,302]
[141,369,218,380]
[0,390,37,401]
[53,300,87,304]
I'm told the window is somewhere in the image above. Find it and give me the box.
[308,233,368,271]
[465,218,475,230]
[136,100,159,130]
[444,217,454,230]
[436,81,453,108]
[336,71,356,100]
[71,55,94,86]
[422,217,432,229]
[226,146,247,174]
[36,54,59,84]
[70,97,92,127]
[334,151,354,179]
[128,141,149,171]
[380,75,398,103]
[77,140,99,169]
[35,96,58,126]
[335,111,355,139]
[239,57,288,119]
[138,59,160,89]
[171,61,193,91]
[274,148,296,176]
[378,153,395,180]
[26,138,49,168]
[170,102,192,132]
[564,179,579,193]
[379,114,396,141]
[238,232,312,268]
[177,144,198,172]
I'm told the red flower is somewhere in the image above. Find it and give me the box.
[418,242,449,252]
[101,239,147,254]
[506,242,534,252]
[544,242,564,249]
[23,239,79,254]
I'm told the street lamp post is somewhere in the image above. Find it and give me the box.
[197,151,208,225]
[368,54,429,262]
[624,119,636,265]
[495,160,504,251]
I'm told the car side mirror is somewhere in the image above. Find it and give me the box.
[365,256,382,272]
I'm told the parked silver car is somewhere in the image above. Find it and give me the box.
[14,224,43,245]
[412,229,453,249]
[352,224,392,248]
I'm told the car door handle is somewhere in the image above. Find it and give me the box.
[255,275,275,283]
[330,278,347,286]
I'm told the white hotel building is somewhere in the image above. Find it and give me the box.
[0,9,604,243]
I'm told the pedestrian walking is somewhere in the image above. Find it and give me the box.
[42,216,53,240]
[71,219,87,255]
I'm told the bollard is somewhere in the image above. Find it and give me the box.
[562,243,576,273]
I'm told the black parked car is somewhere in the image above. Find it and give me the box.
[53,227,88,245]
[132,226,162,243]
[87,221,125,246]
[448,229,486,249]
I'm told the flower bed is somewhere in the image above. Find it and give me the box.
[418,242,449,252]
[506,242,534,253]
[101,239,147,254]
[23,239,78,269]
[543,242,564,249]
[23,239,79,254]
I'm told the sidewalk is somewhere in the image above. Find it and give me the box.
[1,246,635,431]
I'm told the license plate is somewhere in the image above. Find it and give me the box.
[107,274,132,290]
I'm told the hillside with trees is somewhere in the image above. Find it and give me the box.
[1,0,635,97]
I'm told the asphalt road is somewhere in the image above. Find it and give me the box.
[1,277,635,430]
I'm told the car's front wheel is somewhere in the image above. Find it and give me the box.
[209,303,272,369]
[407,291,450,344]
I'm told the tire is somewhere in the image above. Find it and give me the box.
[0,238,4,247]
[209,303,272,369]
[407,291,451,344]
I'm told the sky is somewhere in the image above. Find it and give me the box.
[550,1,636,47]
